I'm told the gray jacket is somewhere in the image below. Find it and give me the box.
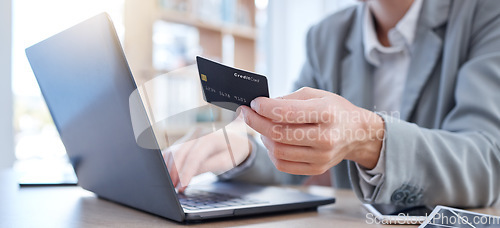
[227,0,500,208]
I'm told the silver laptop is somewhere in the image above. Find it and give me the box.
[25,13,335,222]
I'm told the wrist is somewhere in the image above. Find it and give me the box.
[236,134,254,166]
[346,110,385,169]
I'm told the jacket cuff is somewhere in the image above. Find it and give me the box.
[217,134,258,180]
[349,113,388,203]
[354,138,386,201]
[350,114,426,205]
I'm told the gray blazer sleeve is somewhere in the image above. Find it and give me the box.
[294,26,320,90]
[351,55,500,208]
[350,1,500,207]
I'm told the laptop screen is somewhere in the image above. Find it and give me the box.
[25,13,184,221]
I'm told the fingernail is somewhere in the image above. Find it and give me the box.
[250,99,258,112]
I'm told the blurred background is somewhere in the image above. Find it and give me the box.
[0,0,357,181]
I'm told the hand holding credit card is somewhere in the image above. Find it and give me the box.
[196,56,269,111]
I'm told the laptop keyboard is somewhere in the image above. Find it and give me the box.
[178,190,267,211]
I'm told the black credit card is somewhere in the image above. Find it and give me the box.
[196,56,269,112]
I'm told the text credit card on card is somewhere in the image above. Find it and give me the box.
[196,56,269,112]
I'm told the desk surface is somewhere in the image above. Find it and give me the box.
[1,170,499,227]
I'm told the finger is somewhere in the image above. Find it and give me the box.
[266,123,330,147]
[162,150,177,185]
[177,186,187,193]
[261,135,323,163]
[241,106,320,147]
[270,158,326,176]
[177,141,206,188]
[168,132,206,189]
[172,127,200,145]
[280,87,326,100]
[250,97,328,124]
[164,152,180,187]
[198,151,235,174]
[170,134,200,175]
[176,132,223,188]
[234,107,245,122]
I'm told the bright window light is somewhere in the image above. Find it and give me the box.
[12,0,124,163]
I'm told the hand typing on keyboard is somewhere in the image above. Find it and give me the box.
[162,112,252,192]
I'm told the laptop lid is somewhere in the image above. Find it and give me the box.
[25,13,185,222]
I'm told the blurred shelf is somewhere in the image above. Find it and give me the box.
[124,0,258,83]
[157,9,257,40]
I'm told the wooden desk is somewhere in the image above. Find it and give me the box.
[1,170,499,227]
